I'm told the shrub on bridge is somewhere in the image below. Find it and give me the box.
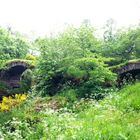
[35,25,116,97]
[20,69,33,93]
[0,81,10,98]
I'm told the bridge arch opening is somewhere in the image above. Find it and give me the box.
[7,65,27,88]
[119,69,140,80]
[8,65,27,76]
[0,61,31,89]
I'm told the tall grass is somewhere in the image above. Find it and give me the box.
[0,83,140,139]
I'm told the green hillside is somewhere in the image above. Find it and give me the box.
[0,83,140,139]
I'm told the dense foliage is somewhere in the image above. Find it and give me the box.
[0,83,140,139]
[0,27,31,68]
[0,22,140,139]
[101,20,140,64]
[20,69,33,92]
[35,25,116,97]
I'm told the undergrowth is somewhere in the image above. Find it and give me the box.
[0,83,140,139]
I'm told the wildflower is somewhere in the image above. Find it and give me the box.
[0,94,27,112]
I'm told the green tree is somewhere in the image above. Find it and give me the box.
[0,27,30,60]
[35,25,116,97]
[101,24,140,65]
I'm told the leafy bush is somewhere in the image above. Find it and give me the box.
[25,54,36,61]
[0,81,8,91]
[20,69,33,92]
[35,25,116,97]
[0,27,30,60]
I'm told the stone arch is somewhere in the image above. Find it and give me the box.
[0,61,33,89]
[116,62,140,86]
[117,62,140,75]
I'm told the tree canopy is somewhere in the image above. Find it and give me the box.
[0,27,31,60]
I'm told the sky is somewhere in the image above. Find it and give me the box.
[0,0,140,38]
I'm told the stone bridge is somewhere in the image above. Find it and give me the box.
[113,61,140,85]
[0,60,34,89]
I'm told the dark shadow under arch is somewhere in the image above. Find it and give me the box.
[0,61,32,89]
[6,65,27,88]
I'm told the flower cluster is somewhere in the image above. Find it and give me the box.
[0,94,27,112]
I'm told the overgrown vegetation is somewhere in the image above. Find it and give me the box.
[35,25,116,97]
[0,21,140,139]
[0,83,140,139]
